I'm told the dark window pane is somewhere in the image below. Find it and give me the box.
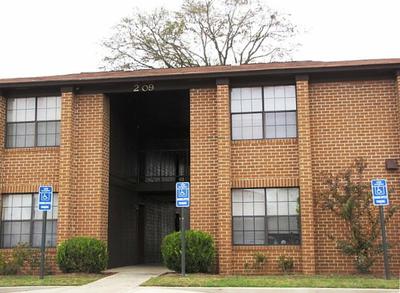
[275,112,286,125]
[244,231,254,244]
[2,235,11,247]
[233,231,243,244]
[37,134,46,146]
[287,125,297,137]
[286,112,296,125]
[232,190,243,202]
[254,217,264,230]
[265,113,275,125]
[243,189,253,202]
[32,234,41,247]
[26,123,35,135]
[55,133,60,146]
[16,123,25,135]
[7,123,16,135]
[276,126,286,138]
[243,217,254,230]
[37,122,46,134]
[6,135,15,148]
[255,231,265,244]
[233,217,243,230]
[46,135,56,146]
[3,222,12,234]
[16,136,26,147]
[267,216,278,231]
[265,126,276,138]
[289,216,299,231]
[25,135,35,147]
[278,216,289,231]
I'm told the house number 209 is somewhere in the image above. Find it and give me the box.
[133,84,154,92]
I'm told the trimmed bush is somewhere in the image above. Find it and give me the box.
[161,230,215,273]
[56,237,108,273]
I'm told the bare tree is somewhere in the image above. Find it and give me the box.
[101,0,298,70]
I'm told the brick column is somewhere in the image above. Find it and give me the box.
[397,71,400,120]
[57,87,76,242]
[73,94,109,242]
[296,75,316,274]
[189,88,218,237]
[0,92,6,194]
[216,79,232,274]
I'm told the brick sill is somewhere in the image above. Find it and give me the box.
[4,146,60,153]
[232,138,298,146]
[0,247,56,252]
[233,245,301,251]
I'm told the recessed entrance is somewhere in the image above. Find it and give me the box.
[108,90,190,268]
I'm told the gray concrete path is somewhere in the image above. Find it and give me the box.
[0,265,168,293]
[0,265,397,293]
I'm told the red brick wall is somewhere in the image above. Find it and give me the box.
[189,88,218,238]
[1,73,399,276]
[231,139,299,184]
[310,79,400,275]
[1,148,60,192]
[0,92,110,274]
[190,76,400,276]
[232,246,302,274]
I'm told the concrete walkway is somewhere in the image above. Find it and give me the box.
[0,265,169,293]
[0,266,397,293]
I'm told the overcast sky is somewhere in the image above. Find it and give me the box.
[0,0,399,78]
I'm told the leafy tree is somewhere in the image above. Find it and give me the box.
[101,0,298,70]
[320,158,398,273]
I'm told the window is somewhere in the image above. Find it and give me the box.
[232,188,300,245]
[231,86,297,140]
[6,97,61,148]
[0,193,58,248]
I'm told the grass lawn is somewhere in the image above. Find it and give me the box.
[142,273,400,289]
[0,274,105,287]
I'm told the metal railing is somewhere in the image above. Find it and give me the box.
[136,149,189,183]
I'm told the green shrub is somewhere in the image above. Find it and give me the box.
[161,230,215,273]
[277,255,294,273]
[0,243,35,275]
[56,237,108,273]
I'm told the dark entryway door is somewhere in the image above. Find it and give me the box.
[137,204,145,263]
[137,199,176,263]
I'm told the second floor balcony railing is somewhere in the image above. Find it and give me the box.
[137,149,189,183]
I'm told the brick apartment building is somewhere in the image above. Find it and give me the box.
[0,59,399,275]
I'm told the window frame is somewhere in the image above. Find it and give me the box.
[5,96,61,148]
[230,85,298,141]
[0,193,58,248]
[231,188,301,246]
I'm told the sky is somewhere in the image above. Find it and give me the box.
[0,0,399,78]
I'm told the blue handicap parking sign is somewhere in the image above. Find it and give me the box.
[176,182,190,207]
[38,186,53,211]
[371,179,389,206]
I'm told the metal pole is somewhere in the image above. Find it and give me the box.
[379,206,390,279]
[181,207,186,277]
[40,211,47,279]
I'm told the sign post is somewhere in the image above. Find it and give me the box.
[371,179,390,279]
[176,182,190,277]
[38,186,53,280]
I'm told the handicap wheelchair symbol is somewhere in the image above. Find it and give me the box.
[375,187,384,195]
[40,192,51,202]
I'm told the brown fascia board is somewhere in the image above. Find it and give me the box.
[0,59,399,89]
